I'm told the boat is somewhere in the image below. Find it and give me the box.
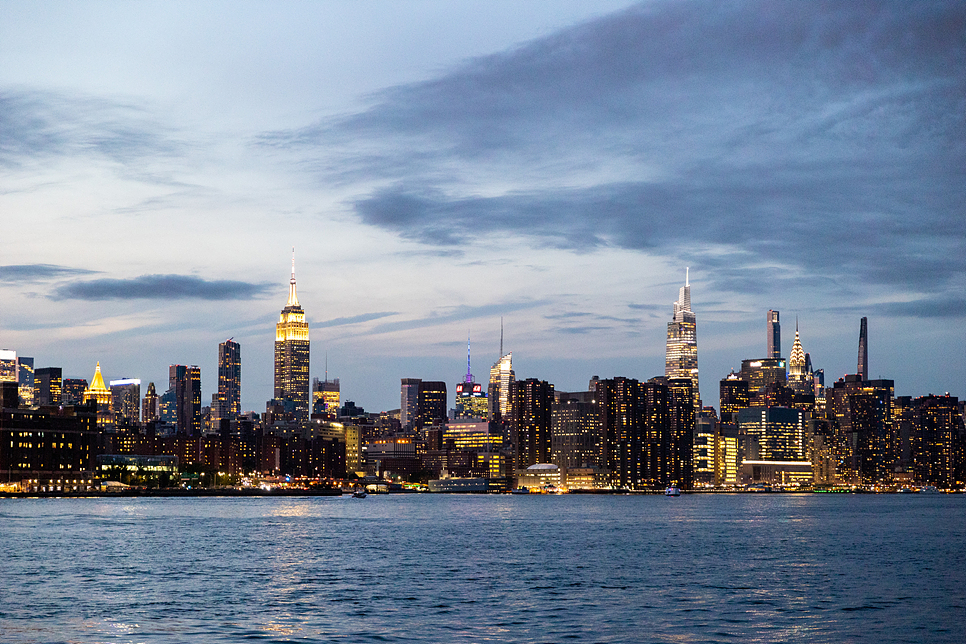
[351,487,368,499]
[665,486,681,496]
[919,485,940,494]
[511,487,530,495]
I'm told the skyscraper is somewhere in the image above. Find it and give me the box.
[512,378,554,468]
[213,338,241,422]
[16,357,34,407]
[109,378,141,428]
[0,350,16,383]
[400,378,421,429]
[274,252,310,423]
[665,269,699,407]
[34,367,63,406]
[142,381,159,423]
[767,310,781,360]
[415,381,448,429]
[455,336,487,419]
[488,353,514,421]
[857,317,868,380]
[83,362,112,427]
[787,321,809,393]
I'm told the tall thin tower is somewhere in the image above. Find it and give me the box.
[274,249,310,423]
[857,317,868,381]
[767,310,781,359]
[665,268,699,406]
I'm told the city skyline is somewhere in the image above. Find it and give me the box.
[1,1,963,412]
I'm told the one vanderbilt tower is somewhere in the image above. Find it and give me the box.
[275,250,310,423]
[665,268,699,406]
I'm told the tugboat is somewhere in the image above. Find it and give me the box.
[665,486,681,497]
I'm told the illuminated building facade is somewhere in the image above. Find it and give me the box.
[142,382,159,423]
[0,349,16,383]
[62,379,88,405]
[664,270,699,407]
[488,353,514,421]
[719,373,750,423]
[455,337,487,419]
[400,378,420,429]
[787,323,809,393]
[17,357,34,407]
[551,391,603,470]
[739,358,787,406]
[168,365,202,436]
[274,255,310,424]
[737,406,806,462]
[667,378,695,489]
[312,378,340,416]
[83,363,113,427]
[910,394,961,488]
[213,338,241,422]
[35,367,62,407]
[767,310,781,359]
[828,375,893,484]
[596,377,644,489]
[693,409,717,486]
[444,420,502,451]
[109,378,141,428]
[415,381,447,429]
[512,378,554,468]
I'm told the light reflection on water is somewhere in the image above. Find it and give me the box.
[1,494,964,643]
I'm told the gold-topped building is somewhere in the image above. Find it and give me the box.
[274,251,310,423]
[83,362,113,426]
[788,320,809,393]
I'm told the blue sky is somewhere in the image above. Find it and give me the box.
[1,0,963,413]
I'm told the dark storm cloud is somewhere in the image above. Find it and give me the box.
[0,89,182,168]
[0,263,99,283]
[51,275,271,301]
[314,311,399,328]
[264,0,965,305]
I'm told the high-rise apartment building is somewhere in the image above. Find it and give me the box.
[767,310,781,359]
[512,378,554,468]
[666,377,695,489]
[550,391,602,470]
[274,254,310,424]
[596,377,645,489]
[109,379,141,428]
[910,394,962,488]
[827,375,893,484]
[857,317,869,380]
[737,406,807,461]
[35,367,63,407]
[167,365,202,435]
[665,270,699,407]
[739,358,787,406]
[212,338,241,422]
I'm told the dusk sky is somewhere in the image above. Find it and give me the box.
[2,0,963,413]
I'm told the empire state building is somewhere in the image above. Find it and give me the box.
[665,269,699,405]
[275,252,310,423]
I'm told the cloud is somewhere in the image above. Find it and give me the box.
[51,275,272,301]
[0,264,99,283]
[872,296,966,319]
[368,300,549,335]
[0,89,184,169]
[262,0,965,300]
[314,311,399,329]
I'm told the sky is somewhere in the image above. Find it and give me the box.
[1,0,964,414]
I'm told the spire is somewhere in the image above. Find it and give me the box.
[89,361,107,392]
[466,333,473,383]
[686,266,690,288]
[500,317,504,358]
[287,247,300,308]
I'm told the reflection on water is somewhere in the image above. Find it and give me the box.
[1,494,964,643]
